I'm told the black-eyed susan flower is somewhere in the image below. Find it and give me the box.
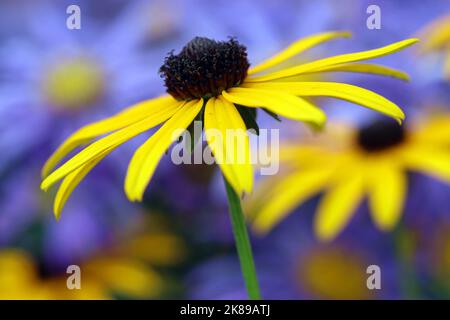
[247,114,450,242]
[41,32,417,216]
[418,13,450,78]
[40,32,417,300]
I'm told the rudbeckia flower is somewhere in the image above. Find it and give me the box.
[41,32,417,217]
[418,13,450,78]
[248,114,450,241]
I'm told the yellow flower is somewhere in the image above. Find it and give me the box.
[418,13,450,78]
[247,113,450,241]
[43,57,104,110]
[296,246,373,299]
[0,223,185,299]
[41,32,418,218]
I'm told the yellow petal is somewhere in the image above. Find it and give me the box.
[401,146,450,183]
[249,167,334,234]
[217,96,254,194]
[42,95,175,177]
[0,250,38,289]
[125,99,203,201]
[418,14,450,53]
[248,31,351,75]
[412,115,450,145]
[243,81,405,122]
[84,258,163,298]
[53,154,108,219]
[302,63,410,81]
[204,98,241,194]
[222,87,326,125]
[367,161,406,231]
[315,167,365,241]
[204,96,253,196]
[41,100,183,191]
[247,38,418,82]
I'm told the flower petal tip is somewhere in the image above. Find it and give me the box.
[40,182,49,192]
[396,116,405,125]
[339,31,352,38]
[315,226,336,243]
[404,38,420,47]
[53,211,62,221]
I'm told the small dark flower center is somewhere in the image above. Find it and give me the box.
[159,37,250,101]
[357,119,406,152]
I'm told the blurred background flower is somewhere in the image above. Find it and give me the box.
[0,213,186,299]
[246,112,450,241]
[0,0,449,300]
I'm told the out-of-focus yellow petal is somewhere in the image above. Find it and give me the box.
[401,146,450,183]
[41,100,183,191]
[125,233,185,265]
[84,258,163,299]
[0,250,46,300]
[367,160,407,230]
[315,166,365,241]
[248,31,351,75]
[418,14,450,53]
[302,63,410,81]
[222,87,326,126]
[204,97,253,195]
[43,277,109,300]
[53,154,107,219]
[412,114,450,145]
[125,99,203,201]
[249,167,334,234]
[243,82,405,122]
[247,38,418,82]
[42,95,175,177]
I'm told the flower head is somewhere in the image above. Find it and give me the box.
[41,32,418,217]
[247,112,450,241]
[160,37,250,100]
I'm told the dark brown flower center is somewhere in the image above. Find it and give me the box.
[357,119,406,152]
[159,37,250,101]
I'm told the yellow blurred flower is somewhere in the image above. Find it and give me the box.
[247,113,450,241]
[42,57,104,111]
[418,13,450,78]
[0,217,185,300]
[40,32,417,218]
[296,246,373,299]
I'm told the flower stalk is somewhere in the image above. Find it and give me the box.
[224,177,261,300]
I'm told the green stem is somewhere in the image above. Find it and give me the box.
[224,178,261,300]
